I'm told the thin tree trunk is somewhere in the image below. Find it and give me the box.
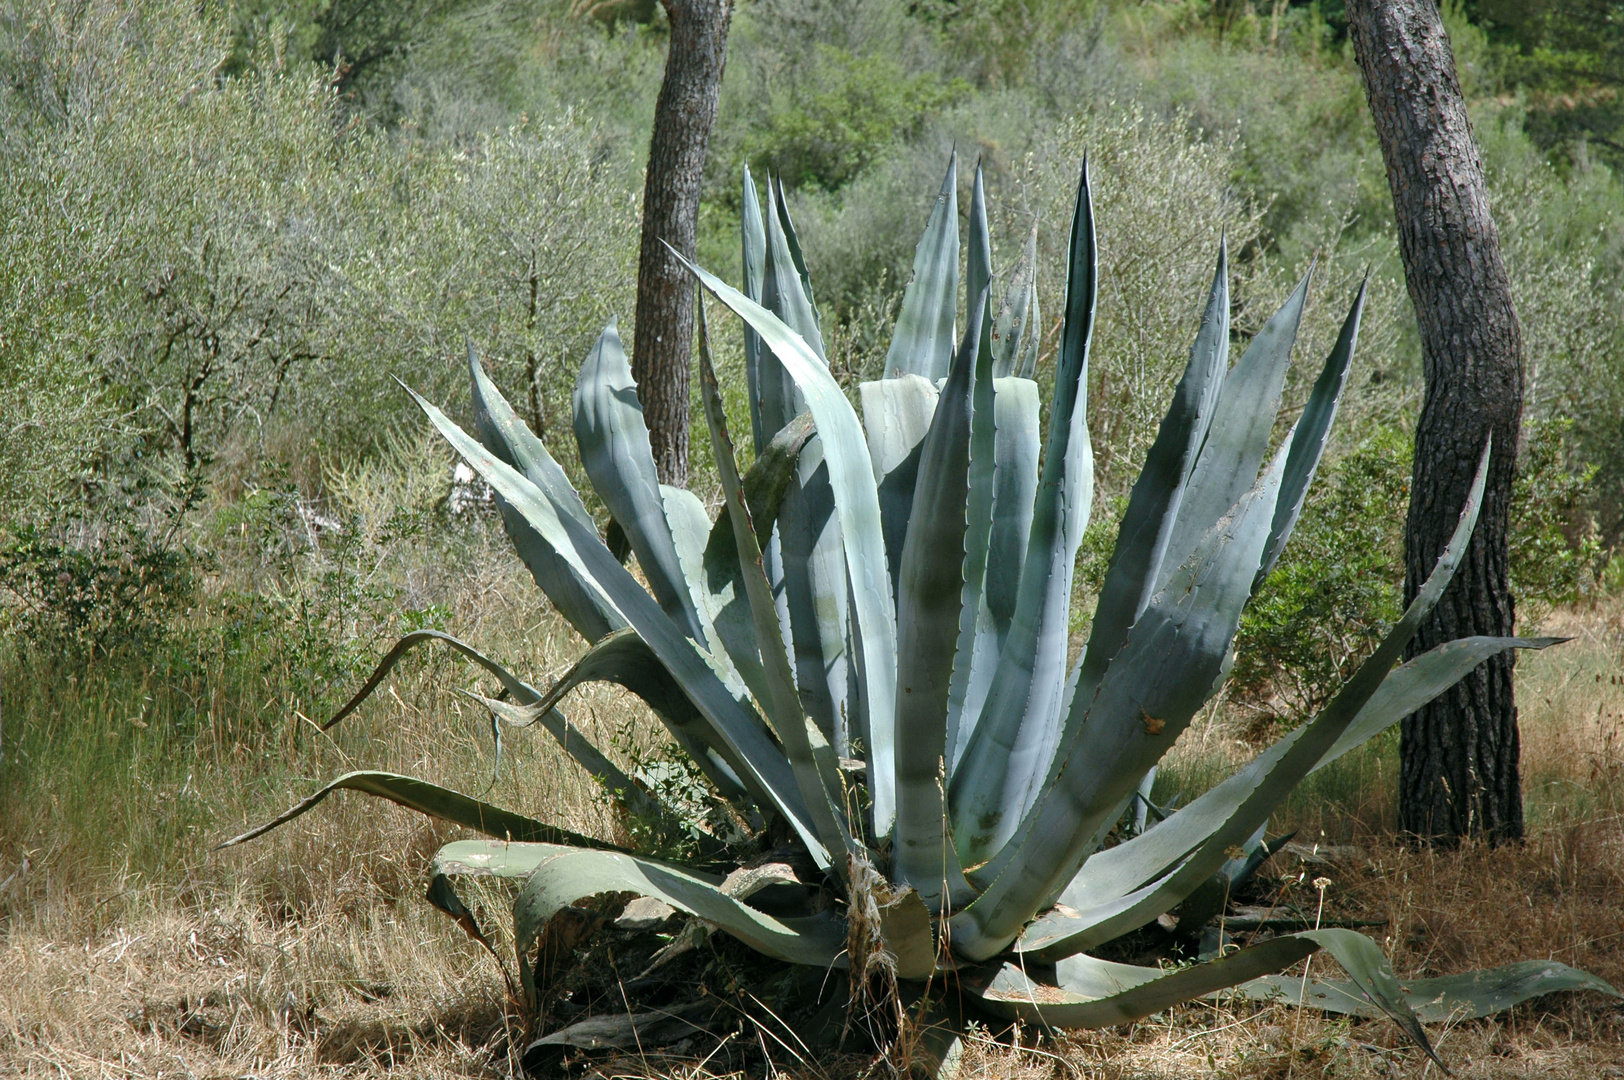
[632,0,732,486]
[1347,0,1525,845]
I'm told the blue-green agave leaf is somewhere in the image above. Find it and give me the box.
[412,387,828,863]
[948,159,1096,864]
[698,302,854,866]
[487,627,753,805]
[1064,242,1229,765]
[742,166,771,453]
[884,153,959,381]
[955,444,1286,960]
[893,289,987,908]
[319,628,648,817]
[1258,276,1366,584]
[991,220,1041,380]
[218,771,619,852]
[1025,635,1561,959]
[1018,446,1496,959]
[1235,958,1621,1023]
[860,374,940,596]
[968,159,992,335]
[965,934,1318,1029]
[968,927,1448,1066]
[680,254,903,834]
[469,345,624,643]
[1157,266,1309,591]
[572,321,707,641]
[510,845,848,1002]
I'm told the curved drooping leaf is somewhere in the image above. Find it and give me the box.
[679,255,902,836]
[893,291,986,908]
[1258,277,1365,585]
[319,628,647,816]
[956,446,1287,960]
[469,345,624,643]
[1018,452,1498,960]
[966,928,1446,1064]
[948,160,1096,863]
[698,303,854,868]
[510,844,848,1000]
[1157,266,1309,591]
[884,153,959,381]
[573,321,706,641]
[964,934,1318,1029]
[482,628,750,804]
[218,771,621,852]
[991,220,1041,380]
[412,387,827,862]
[1235,958,1622,1023]
[861,375,941,595]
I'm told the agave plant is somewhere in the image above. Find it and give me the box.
[226,156,1617,1064]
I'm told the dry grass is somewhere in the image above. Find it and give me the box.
[3,535,1622,1078]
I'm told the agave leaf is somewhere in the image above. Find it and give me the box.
[510,845,848,1001]
[765,178,826,362]
[218,771,620,852]
[861,375,941,595]
[1158,267,1310,591]
[573,321,707,641]
[481,627,752,805]
[742,166,771,453]
[991,220,1040,380]
[701,412,816,701]
[775,444,854,754]
[1019,453,1501,959]
[884,153,959,381]
[945,378,1042,772]
[955,444,1287,961]
[1258,277,1365,585]
[698,301,854,867]
[1063,242,1230,770]
[1235,958,1622,1023]
[319,628,650,817]
[679,254,902,835]
[893,290,987,907]
[966,927,1445,1066]
[469,345,624,643]
[412,387,828,864]
[967,159,992,336]
[757,184,854,755]
[984,380,1042,667]
[948,160,1096,863]
[964,934,1318,1029]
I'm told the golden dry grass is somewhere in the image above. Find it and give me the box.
[2,540,1621,1078]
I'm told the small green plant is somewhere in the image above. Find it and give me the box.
[228,156,1618,1065]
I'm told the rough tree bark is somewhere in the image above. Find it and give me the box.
[631,0,733,486]
[1347,0,1525,844]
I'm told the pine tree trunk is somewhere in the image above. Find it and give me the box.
[1347,0,1525,844]
[631,0,732,486]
